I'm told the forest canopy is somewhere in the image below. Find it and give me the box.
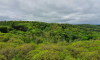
[0,21,100,60]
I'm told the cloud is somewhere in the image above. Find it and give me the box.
[0,0,100,24]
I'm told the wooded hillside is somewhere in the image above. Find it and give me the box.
[0,21,100,60]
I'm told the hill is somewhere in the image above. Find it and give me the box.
[0,21,100,60]
[76,24,100,32]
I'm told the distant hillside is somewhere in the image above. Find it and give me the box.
[75,24,100,32]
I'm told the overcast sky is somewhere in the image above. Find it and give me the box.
[0,0,100,24]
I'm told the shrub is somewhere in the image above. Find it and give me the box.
[15,44,35,59]
[0,36,9,42]
[26,49,67,60]
[12,24,28,32]
[0,55,7,60]
[0,47,15,60]
[25,50,40,60]
[7,38,24,44]
[64,56,75,60]
[77,52,100,60]
[0,26,9,33]
[66,46,88,58]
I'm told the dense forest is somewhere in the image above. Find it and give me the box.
[0,21,100,60]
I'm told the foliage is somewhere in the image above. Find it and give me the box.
[0,26,9,33]
[0,21,100,60]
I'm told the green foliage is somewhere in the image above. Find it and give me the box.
[7,38,24,44]
[12,23,28,32]
[0,47,15,60]
[0,55,7,60]
[0,36,9,42]
[77,52,100,60]
[0,21,100,60]
[26,44,72,60]
[0,26,9,33]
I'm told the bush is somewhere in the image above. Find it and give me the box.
[7,38,24,44]
[64,56,75,60]
[0,47,15,60]
[66,46,88,58]
[0,55,7,60]
[0,36,9,42]
[0,26,10,33]
[26,49,69,60]
[77,52,100,60]
[12,23,28,32]
[15,44,35,59]
[25,50,40,60]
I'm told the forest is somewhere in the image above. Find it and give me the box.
[0,21,100,60]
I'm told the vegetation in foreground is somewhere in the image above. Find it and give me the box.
[0,21,100,60]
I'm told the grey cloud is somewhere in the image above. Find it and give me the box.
[0,16,11,21]
[0,0,100,24]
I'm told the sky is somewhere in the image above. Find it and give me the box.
[0,0,100,24]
